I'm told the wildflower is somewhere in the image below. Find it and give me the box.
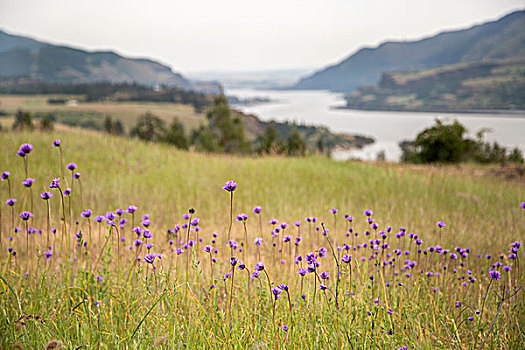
[18,143,34,156]
[489,270,501,280]
[252,206,262,214]
[1,171,10,181]
[342,254,352,263]
[127,205,138,214]
[95,275,104,282]
[143,253,158,265]
[297,268,308,276]
[142,219,151,227]
[254,261,265,271]
[236,213,248,222]
[278,283,288,291]
[364,210,373,216]
[40,191,52,200]
[436,221,446,228]
[331,208,338,214]
[63,188,72,196]
[222,180,237,192]
[254,237,263,246]
[53,139,61,147]
[319,271,329,280]
[238,261,246,270]
[190,218,199,226]
[270,219,278,225]
[251,271,260,279]
[6,198,17,206]
[66,163,77,171]
[22,178,35,187]
[50,178,60,188]
[271,287,282,300]
[281,325,288,332]
[320,284,328,290]
[44,250,53,260]
[81,209,92,218]
[73,172,81,179]
[19,211,33,221]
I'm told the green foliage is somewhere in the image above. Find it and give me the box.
[256,125,279,154]
[12,109,34,131]
[190,96,251,154]
[164,118,188,150]
[191,125,219,152]
[401,119,524,164]
[102,116,125,136]
[286,128,306,156]
[39,115,54,131]
[130,112,167,142]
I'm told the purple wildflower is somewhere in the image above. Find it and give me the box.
[50,178,60,188]
[40,191,52,200]
[252,206,262,214]
[1,171,10,181]
[22,178,35,188]
[19,211,33,221]
[489,270,501,281]
[222,180,237,192]
[53,139,61,147]
[66,163,77,171]
[236,213,248,222]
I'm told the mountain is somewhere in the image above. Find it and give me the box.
[0,30,219,93]
[343,58,525,112]
[293,10,525,92]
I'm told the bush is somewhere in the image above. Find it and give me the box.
[130,112,167,142]
[401,119,523,164]
[165,118,188,150]
[12,109,34,131]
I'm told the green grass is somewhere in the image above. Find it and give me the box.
[0,130,524,349]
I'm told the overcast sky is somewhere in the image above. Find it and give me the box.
[1,0,523,73]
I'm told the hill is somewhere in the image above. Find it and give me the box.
[292,10,525,92]
[0,29,220,93]
[343,58,525,112]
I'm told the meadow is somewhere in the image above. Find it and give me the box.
[0,94,205,130]
[0,130,524,349]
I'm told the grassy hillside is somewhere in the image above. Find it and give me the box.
[1,130,523,255]
[0,130,523,348]
[344,58,525,112]
[293,10,525,92]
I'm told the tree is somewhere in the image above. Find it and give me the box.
[130,112,167,142]
[164,117,188,150]
[258,125,279,154]
[113,119,125,136]
[286,129,306,156]
[39,116,54,131]
[401,119,524,164]
[201,96,250,153]
[191,125,219,152]
[12,109,34,131]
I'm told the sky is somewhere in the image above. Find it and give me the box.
[1,0,524,73]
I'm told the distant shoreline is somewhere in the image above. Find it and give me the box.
[335,105,525,117]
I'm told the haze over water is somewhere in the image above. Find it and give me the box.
[227,88,525,161]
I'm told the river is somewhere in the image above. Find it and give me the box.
[227,88,525,161]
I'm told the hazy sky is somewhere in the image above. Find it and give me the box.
[1,0,523,73]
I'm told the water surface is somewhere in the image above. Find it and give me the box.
[228,88,525,161]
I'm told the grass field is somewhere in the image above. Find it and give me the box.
[0,130,524,349]
[0,94,206,130]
